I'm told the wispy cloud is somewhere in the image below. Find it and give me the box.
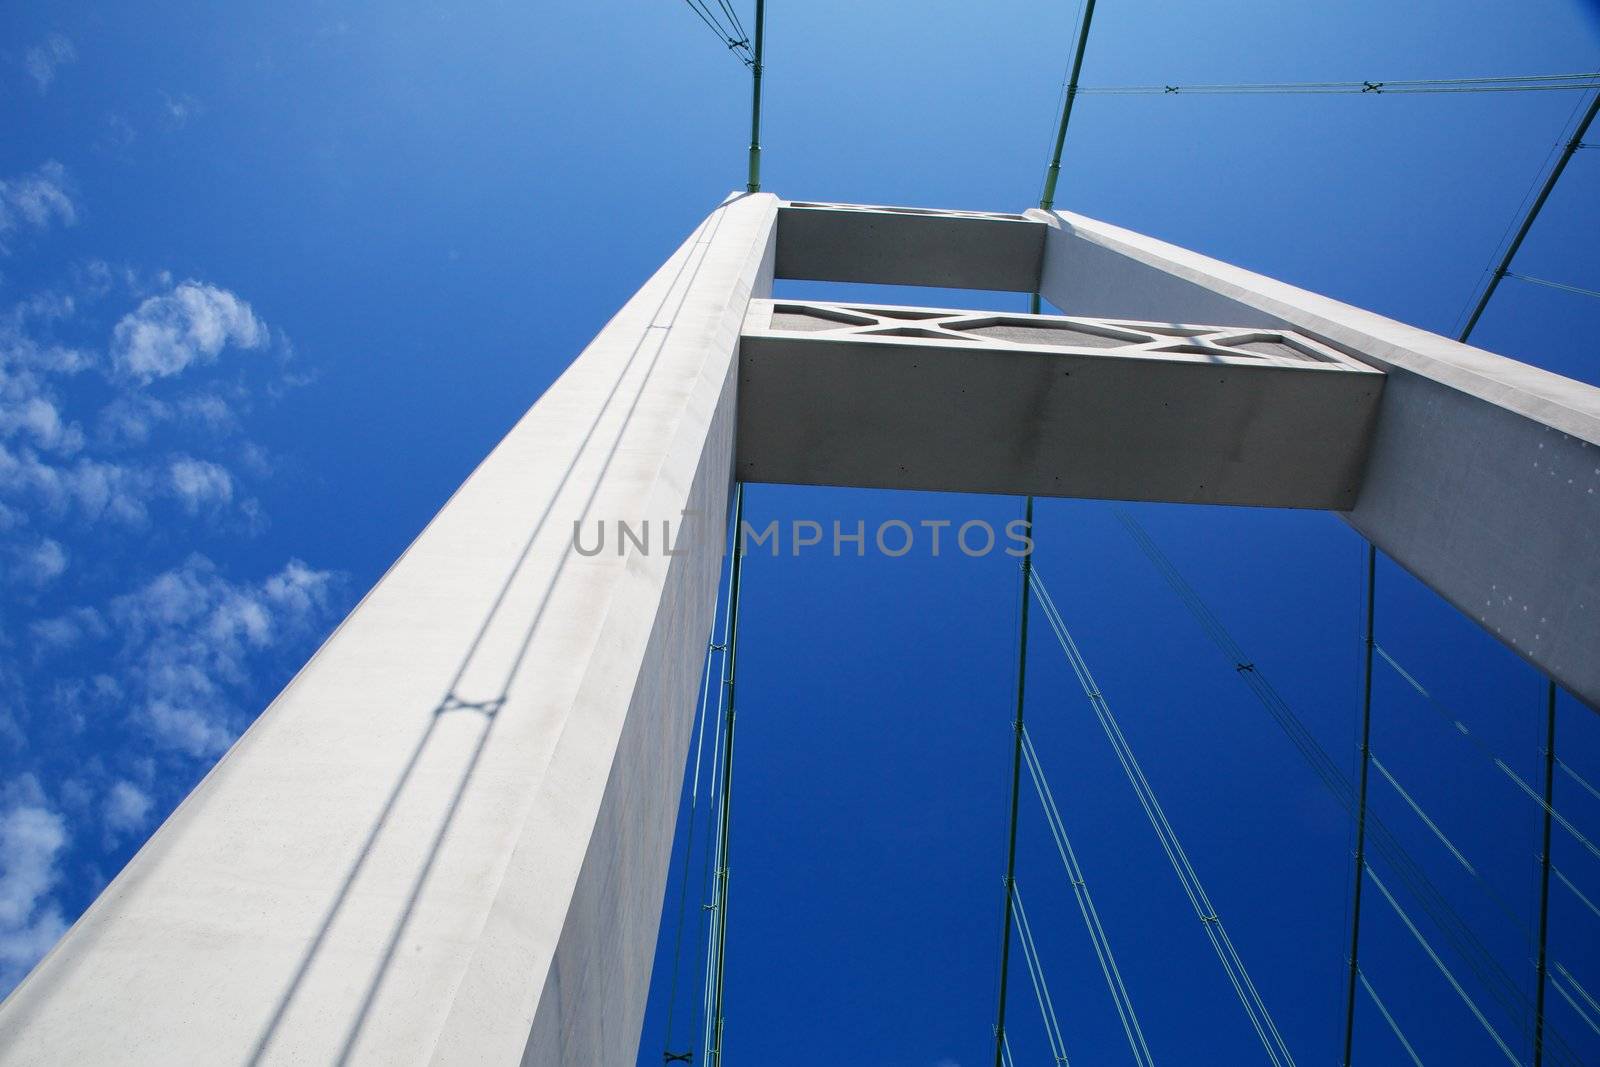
[0,162,77,246]
[102,780,153,839]
[168,456,233,513]
[109,555,339,757]
[0,780,69,992]
[160,92,203,129]
[6,537,67,586]
[112,282,268,382]
[23,35,75,94]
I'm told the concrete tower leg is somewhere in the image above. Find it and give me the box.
[0,193,778,1065]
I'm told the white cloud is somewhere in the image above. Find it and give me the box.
[111,282,268,382]
[0,162,77,239]
[168,456,233,513]
[0,784,69,993]
[110,555,338,757]
[0,389,81,453]
[30,606,107,654]
[160,92,202,128]
[103,780,152,838]
[0,445,151,525]
[23,35,75,94]
[7,538,67,586]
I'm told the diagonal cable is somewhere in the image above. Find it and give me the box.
[1030,565,1295,1066]
[1365,866,1520,1065]
[1022,730,1155,1066]
[1116,512,1586,1067]
[1358,970,1427,1067]
[1374,645,1600,867]
[1012,881,1072,1065]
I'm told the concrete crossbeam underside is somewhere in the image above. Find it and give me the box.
[3,191,1597,1067]
[737,298,1383,507]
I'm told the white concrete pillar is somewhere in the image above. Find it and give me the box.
[0,193,778,1065]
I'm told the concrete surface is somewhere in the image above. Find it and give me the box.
[737,299,1384,508]
[1036,208,1600,708]
[0,192,778,1065]
[5,193,1596,1067]
[775,201,1044,291]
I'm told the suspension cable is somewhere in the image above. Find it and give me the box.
[1341,544,1377,1067]
[1505,272,1600,301]
[1534,683,1558,1067]
[1458,87,1600,340]
[1551,975,1600,1038]
[745,0,765,191]
[697,593,732,1062]
[1030,565,1296,1066]
[1373,646,1600,866]
[1552,864,1600,922]
[1357,971,1426,1067]
[1038,0,1100,210]
[678,0,753,65]
[1553,964,1600,1035]
[992,496,1035,1067]
[1364,865,1520,1065]
[1012,881,1072,1065]
[1557,757,1600,805]
[705,483,748,1067]
[662,510,740,1062]
[1022,730,1154,1066]
[1080,72,1600,96]
[1116,511,1587,1067]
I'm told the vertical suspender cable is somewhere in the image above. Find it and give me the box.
[745,0,766,191]
[707,483,748,1066]
[1458,88,1600,340]
[992,495,1035,1067]
[1038,0,1100,211]
[1534,682,1557,1067]
[1454,94,1596,1065]
[1342,545,1377,1066]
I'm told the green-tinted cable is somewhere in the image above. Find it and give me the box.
[1343,544,1376,1067]
[992,495,1035,1067]
[745,0,765,191]
[1039,0,1100,210]
[706,483,747,1066]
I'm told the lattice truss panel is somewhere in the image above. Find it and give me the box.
[754,299,1374,372]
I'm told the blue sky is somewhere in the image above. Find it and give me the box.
[2,1,1599,1064]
